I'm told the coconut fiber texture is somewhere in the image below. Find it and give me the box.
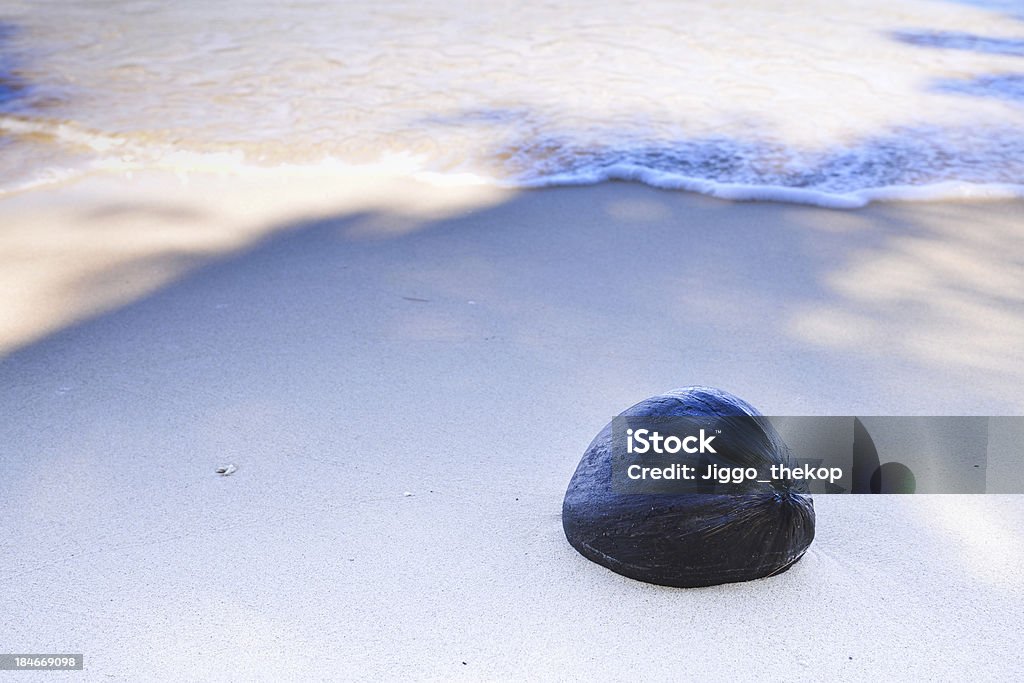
[562,386,815,588]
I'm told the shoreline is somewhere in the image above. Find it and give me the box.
[8,148,1024,209]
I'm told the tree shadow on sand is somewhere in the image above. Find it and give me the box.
[0,23,28,110]
[890,15,1024,105]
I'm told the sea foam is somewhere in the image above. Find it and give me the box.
[2,0,1024,207]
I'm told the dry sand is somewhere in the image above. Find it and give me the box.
[2,171,1023,680]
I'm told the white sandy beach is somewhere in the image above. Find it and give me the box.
[1,172,1023,679]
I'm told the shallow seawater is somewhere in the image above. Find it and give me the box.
[3,0,1024,205]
